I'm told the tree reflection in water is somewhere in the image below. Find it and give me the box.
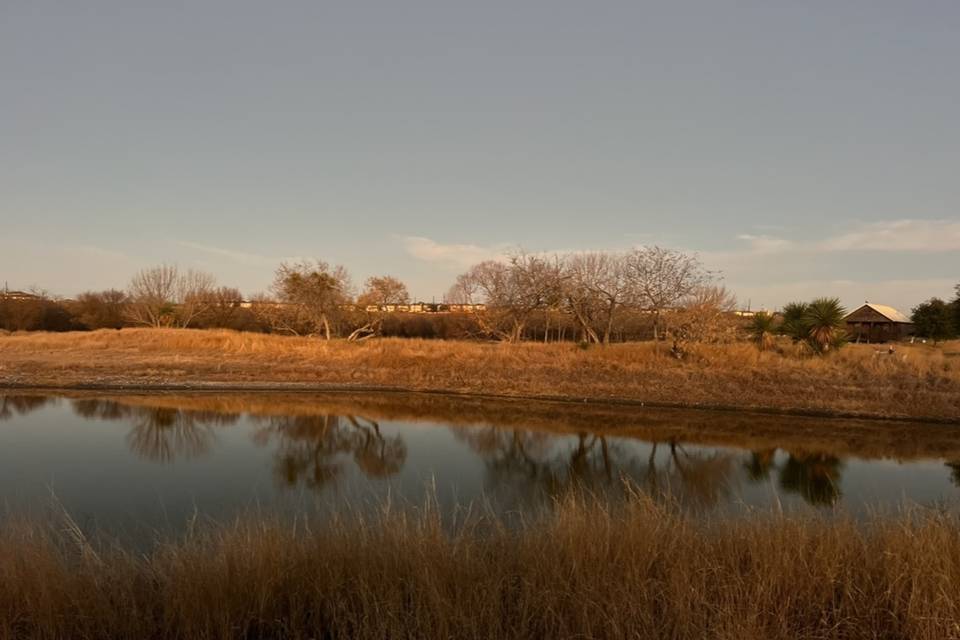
[126,408,236,463]
[946,462,960,488]
[15,394,952,510]
[0,395,54,421]
[253,414,407,490]
[653,440,735,507]
[70,399,237,463]
[742,449,777,483]
[453,426,736,509]
[742,449,844,507]
[779,453,844,506]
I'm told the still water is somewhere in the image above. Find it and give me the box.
[1,392,959,535]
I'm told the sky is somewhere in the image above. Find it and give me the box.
[1,0,958,312]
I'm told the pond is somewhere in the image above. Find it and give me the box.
[1,391,959,537]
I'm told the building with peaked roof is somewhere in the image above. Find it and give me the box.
[844,302,914,343]
[0,289,42,301]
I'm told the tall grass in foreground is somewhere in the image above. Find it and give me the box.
[1,495,960,639]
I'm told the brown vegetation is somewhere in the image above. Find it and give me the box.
[1,329,958,421]
[0,246,735,343]
[2,496,960,639]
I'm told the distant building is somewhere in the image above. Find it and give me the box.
[358,302,487,314]
[844,303,914,343]
[0,289,42,302]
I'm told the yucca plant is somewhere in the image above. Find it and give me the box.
[748,312,778,351]
[803,297,847,354]
[779,302,809,342]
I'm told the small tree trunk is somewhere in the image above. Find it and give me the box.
[511,320,526,343]
[652,309,661,352]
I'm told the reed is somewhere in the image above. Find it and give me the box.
[1,495,959,639]
[1,329,958,421]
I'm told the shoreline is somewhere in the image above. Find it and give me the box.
[2,328,959,424]
[3,380,960,425]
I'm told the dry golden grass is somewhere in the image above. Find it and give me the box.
[1,329,958,421]
[1,495,960,639]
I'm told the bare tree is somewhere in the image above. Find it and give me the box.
[623,247,712,341]
[125,265,218,328]
[0,293,62,331]
[269,260,352,339]
[72,289,129,329]
[447,246,721,344]
[455,261,511,338]
[663,285,739,358]
[457,252,562,342]
[358,275,410,307]
[201,286,244,328]
[126,265,180,327]
[445,272,480,304]
[176,270,218,328]
[249,292,311,336]
[564,252,631,344]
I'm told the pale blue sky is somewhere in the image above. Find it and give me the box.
[2,0,957,311]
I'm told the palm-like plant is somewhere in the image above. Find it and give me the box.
[779,302,809,342]
[748,312,778,351]
[803,297,847,354]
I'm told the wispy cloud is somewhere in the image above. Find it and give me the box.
[688,219,958,310]
[731,277,957,313]
[371,224,958,312]
[400,236,508,268]
[818,219,960,252]
[177,241,296,266]
[737,219,960,254]
[735,234,795,255]
[724,218,960,258]
[68,245,133,262]
[402,218,957,281]
[402,235,655,267]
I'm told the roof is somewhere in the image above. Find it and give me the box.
[845,303,912,324]
[0,290,41,299]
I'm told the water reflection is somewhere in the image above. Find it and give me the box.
[947,461,960,488]
[253,414,407,489]
[0,395,54,420]
[741,449,844,506]
[454,427,737,508]
[779,453,843,507]
[0,392,957,517]
[71,399,238,462]
[650,441,736,507]
[454,428,634,504]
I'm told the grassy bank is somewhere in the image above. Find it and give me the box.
[1,328,959,421]
[2,497,959,639]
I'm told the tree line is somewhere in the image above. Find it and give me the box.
[445,247,721,344]
[258,247,740,347]
[5,248,956,349]
[910,287,960,343]
[0,247,737,346]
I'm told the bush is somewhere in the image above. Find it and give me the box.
[777,298,847,354]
